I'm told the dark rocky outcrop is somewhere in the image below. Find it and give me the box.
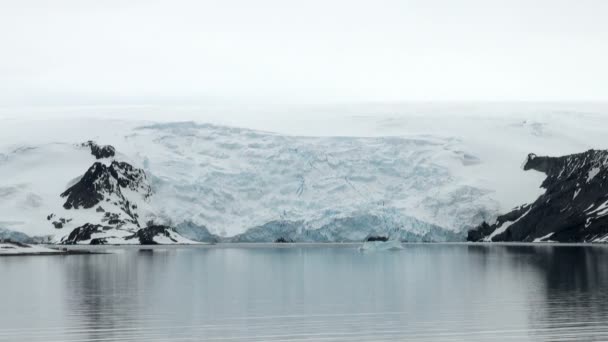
[125,225,178,245]
[101,212,132,227]
[61,223,110,244]
[83,141,115,159]
[60,161,150,211]
[274,237,294,243]
[61,163,110,209]
[468,150,608,242]
[90,238,108,245]
[466,222,494,242]
[366,236,389,242]
[51,218,71,229]
[47,143,194,245]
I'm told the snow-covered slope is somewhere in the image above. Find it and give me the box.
[0,141,194,244]
[1,106,607,243]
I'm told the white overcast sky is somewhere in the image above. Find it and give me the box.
[1,0,607,107]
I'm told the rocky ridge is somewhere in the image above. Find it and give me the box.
[468,150,608,243]
[47,142,191,244]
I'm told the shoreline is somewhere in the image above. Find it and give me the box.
[3,241,607,256]
[0,250,106,257]
[49,241,608,250]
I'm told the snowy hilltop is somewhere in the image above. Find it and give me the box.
[469,150,608,242]
[1,108,607,244]
[5,141,192,244]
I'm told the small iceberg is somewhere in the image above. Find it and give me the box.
[359,236,403,252]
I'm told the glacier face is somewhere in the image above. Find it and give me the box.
[128,122,501,241]
[228,214,465,243]
[2,110,607,243]
[0,227,33,243]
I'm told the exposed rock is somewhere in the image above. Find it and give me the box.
[83,141,115,159]
[466,222,494,242]
[125,225,178,245]
[468,150,608,242]
[61,163,109,209]
[51,217,71,229]
[90,238,108,245]
[60,161,150,211]
[61,223,109,244]
[101,212,131,227]
[52,153,193,244]
[366,236,389,242]
[275,237,293,243]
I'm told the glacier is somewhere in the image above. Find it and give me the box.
[1,107,607,243]
[137,122,499,240]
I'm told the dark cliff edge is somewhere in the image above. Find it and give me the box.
[83,141,116,159]
[468,150,608,243]
[61,161,150,211]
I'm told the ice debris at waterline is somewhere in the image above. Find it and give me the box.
[359,240,404,252]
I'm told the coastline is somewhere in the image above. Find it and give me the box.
[47,241,608,251]
[4,241,607,256]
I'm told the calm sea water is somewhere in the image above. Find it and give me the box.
[1,244,608,341]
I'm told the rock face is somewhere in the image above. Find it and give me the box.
[61,161,151,210]
[366,236,389,242]
[50,143,190,245]
[468,150,608,242]
[83,141,116,159]
[125,225,181,245]
[61,223,108,244]
[55,160,149,243]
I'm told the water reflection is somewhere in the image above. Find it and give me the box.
[1,245,607,341]
[468,245,608,340]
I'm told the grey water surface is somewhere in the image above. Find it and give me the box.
[1,244,608,341]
